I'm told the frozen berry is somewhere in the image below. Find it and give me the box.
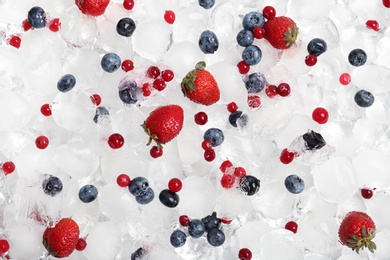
[285,221,298,233]
[121,59,134,72]
[305,54,317,66]
[204,149,216,162]
[237,61,250,74]
[161,69,174,82]
[164,10,175,24]
[146,66,160,79]
[227,102,238,113]
[2,161,15,175]
[194,111,208,125]
[252,26,265,39]
[277,83,291,97]
[238,248,252,260]
[75,238,87,251]
[117,174,131,187]
[312,107,329,124]
[168,178,182,193]
[123,0,134,10]
[108,133,124,149]
[339,73,351,85]
[42,175,63,197]
[0,239,9,254]
[280,148,294,164]
[262,6,276,20]
[201,140,213,151]
[361,187,374,199]
[234,167,246,178]
[35,136,49,149]
[366,20,379,31]
[159,189,179,208]
[179,215,190,226]
[8,35,21,48]
[40,104,52,116]
[220,160,233,173]
[48,18,61,32]
[265,85,278,98]
[221,174,235,189]
[150,146,163,158]
[79,185,98,203]
[152,78,166,91]
[90,94,101,106]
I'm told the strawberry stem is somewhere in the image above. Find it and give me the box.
[141,123,163,148]
[181,61,206,96]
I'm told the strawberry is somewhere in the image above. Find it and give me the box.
[181,61,220,106]
[338,211,376,254]
[43,218,80,258]
[263,16,298,50]
[75,0,110,16]
[142,105,184,148]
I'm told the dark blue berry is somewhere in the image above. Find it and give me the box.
[57,74,76,93]
[302,130,326,150]
[101,53,121,73]
[128,177,150,197]
[284,175,305,194]
[236,29,254,47]
[27,6,46,29]
[354,89,374,107]
[131,247,145,260]
[79,185,98,203]
[135,188,155,204]
[348,49,367,67]
[188,219,206,238]
[244,72,267,93]
[116,18,136,37]
[199,30,219,54]
[242,45,262,66]
[170,230,187,248]
[42,175,63,197]
[207,228,225,247]
[242,12,265,30]
[118,80,139,104]
[239,175,260,196]
[159,189,180,208]
[307,38,327,57]
[204,128,224,147]
[198,0,215,9]
[93,107,110,123]
[201,212,221,232]
[229,111,248,128]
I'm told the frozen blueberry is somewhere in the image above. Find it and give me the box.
[199,0,215,9]
[57,74,76,92]
[242,45,262,66]
[28,6,46,29]
[199,30,219,54]
[242,12,265,30]
[79,185,98,203]
[284,175,305,194]
[116,18,136,37]
[131,247,145,260]
[207,228,225,247]
[159,189,180,208]
[348,49,367,67]
[188,219,206,238]
[201,212,221,232]
[307,38,327,57]
[354,89,374,107]
[93,107,110,123]
[229,111,248,128]
[101,53,121,73]
[302,130,326,150]
[135,188,154,204]
[170,230,187,248]
[42,176,63,197]
[119,80,139,104]
[128,177,150,197]
[236,29,254,47]
[245,72,267,93]
[239,175,260,196]
[204,128,224,147]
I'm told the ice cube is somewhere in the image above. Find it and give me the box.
[236,220,272,256]
[0,90,31,131]
[304,253,332,260]
[287,0,331,19]
[365,193,390,231]
[260,229,304,260]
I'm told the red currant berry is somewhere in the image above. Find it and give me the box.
[8,35,21,49]
[277,83,291,97]
[35,136,49,149]
[227,102,238,113]
[221,174,235,189]
[361,187,374,199]
[142,83,151,97]
[285,221,298,234]
[252,26,265,39]
[168,178,182,193]
[247,95,261,109]
[117,174,131,187]
[220,160,233,173]
[75,238,87,251]
[108,133,124,149]
[204,149,216,162]
[150,146,163,158]
[265,85,278,98]
[179,215,190,226]
[2,161,15,175]
[339,73,351,85]
[194,111,208,125]
[164,10,175,24]
[146,66,160,79]
[234,167,246,178]
[237,61,250,74]
[121,59,134,72]
[220,218,232,224]
[201,140,213,151]
[161,69,174,82]
[123,0,134,10]
[262,6,276,20]
[90,94,101,106]
[305,54,317,66]
[22,19,32,31]
[49,18,61,32]
[152,78,166,91]
[280,148,294,164]
[366,20,379,31]
[384,0,390,7]
[238,248,253,260]
[40,104,52,116]
[0,239,9,254]
[312,107,329,124]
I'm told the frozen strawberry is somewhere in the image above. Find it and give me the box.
[263,16,298,49]
[75,0,110,16]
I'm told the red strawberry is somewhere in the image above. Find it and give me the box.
[338,211,376,253]
[181,61,220,106]
[75,0,110,16]
[142,105,184,147]
[263,16,298,50]
[43,218,80,258]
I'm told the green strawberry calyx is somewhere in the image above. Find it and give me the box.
[283,24,298,48]
[141,123,163,148]
[347,226,376,254]
[181,61,206,96]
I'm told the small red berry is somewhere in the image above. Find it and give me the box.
[361,187,374,199]
[75,238,87,251]
[265,85,278,98]
[220,218,232,224]
[262,6,276,20]
[221,174,235,189]
[121,59,134,72]
[0,239,10,254]
[366,20,379,31]
[40,104,52,116]
[117,174,131,187]
[194,111,208,125]
[2,161,15,175]
[146,66,160,79]
[247,95,261,109]
[277,83,291,97]
[179,215,190,226]
[339,73,351,85]
[90,94,101,106]
[164,10,175,24]
[152,78,166,91]
[204,149,216,162]
[35,136,49,149]
[384,0,390,7]
[150,146,163,158]
[252,26,265,39]
[285,221,298,234]
[123,0,135,10]
[49,18,61,32]
[168,178,182,193]
[142,83,151,97]
[201,139,213,151]
[234,167,246,178]
[161,69,174,82]
[238,248,252,260]
[220,160,233,173]
[237,61,250,74]
[22,19,32,31]
[108,133,124,149]
[8,35,21,49]
[280,148,294,164]
[305,54,317,66]
[227,102,238,113]
[312,107,329,124]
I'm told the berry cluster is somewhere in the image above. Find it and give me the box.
[305,38,327,67]
[202,128,224,162]
[159,178,182,208]
[128,177,155,205]
[227,102,249,127]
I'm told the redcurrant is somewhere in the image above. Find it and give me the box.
[280,148,294,164]
[366,20,379,31]
[204,149,216,162]
[237,61,250,74]
[35,136,49,149]
[265,85,278,98]
[142,83,151,97]
[152,78,166,91]
[108,133,124,149]
[339,73,351,85]
[221,174,235,189]
[305,54,317,66]
[146,66,160,79]
[262,6,276,20]
[150,146,163,158]
[361,187,374,199]
[0,239,9,254]
[247,95,261,109]
[252,26,265,39]
[179,215,190,226]
[8,35,21,49]
[277,83,291,97]
[117,174,131,187]
[194,111,208,125]
[2,162,15,175]
[227,102,238,113]
[90,94,101,106]
[312,107,329,124]
[49,18,61,32]
[201,140,213,151]
[75,238,87,251]
[168,178,182,193]
[238,248,252,260]
[164,10,175,24]
[40,104,52,116]
[121,59,134,72]
[234,167,246,178]
[22,19,32,31]
[220,160,233,173]
[161,69,174,82]
[285,221,298,234]
[123,0,134,10]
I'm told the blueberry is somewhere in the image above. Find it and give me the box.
[101,53,121,73]
[204,128,224,147]
[207,228,225,247]
[116,18,136,37]
[170,230,187,248]
[244,72,267,93]
[57,74,76,93]
[242,45,262,66]
[42,176,63,197]
[118,80,139,104]
[302,130,326,150]
[229,111,248,128]
[199,30,219,54]
[131,247,145,260]
[128,177,150,197]
[236,29,254,47]
[354,89,374,107]
[27,6,46,29]
[242,12,265,30]
[284,175,305,194]
[348,49,367,67]
[93,107,110,123]
[239,175,260,196]
[198,0,215,9]
[188,219,206,238]
[79,185,98,203]
[201,212,221,232]
[159,189,180,208]
[307,38,327,57]
[135,188,155,204]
